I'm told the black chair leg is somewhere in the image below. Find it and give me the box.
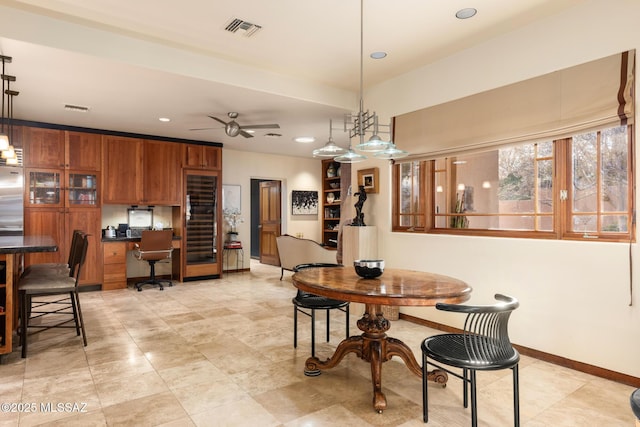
[422,352,429,423]
[69,291,81,336]
[345,305,349,339]
[463,368,469,408]
[74,291,87,347]
[293,306,298,348]
[513,365,520,427]
[325,309,330,342]
[311,309,316,358]
[470,370,478,427]
[20,291,28,358]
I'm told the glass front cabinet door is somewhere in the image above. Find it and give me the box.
[67,173,98,206]
[26,169,62,206]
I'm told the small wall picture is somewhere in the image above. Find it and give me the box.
[357,167,379,193]
[292,190,319,215]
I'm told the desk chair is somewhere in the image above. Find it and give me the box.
[133,230,174,291]
[292,263,349,373]
[421,294,520,426]
[18,232,89,358]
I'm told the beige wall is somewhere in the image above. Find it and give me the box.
[222,149,324,268]
[359,0,640,378]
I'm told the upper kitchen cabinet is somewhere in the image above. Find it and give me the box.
[23,127,65,168]
[102,135,143,204]
[66,131,101,171]
[184,144,221,170]
[142,139,183,205]
[102,136,182,205]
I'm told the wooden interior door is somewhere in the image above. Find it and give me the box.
[259,181,281,266]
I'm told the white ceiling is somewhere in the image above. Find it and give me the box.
[0,0,584,158]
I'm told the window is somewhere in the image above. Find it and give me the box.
[392,124,634,242]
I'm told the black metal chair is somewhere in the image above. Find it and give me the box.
[421,294,520,427]
[292,263,349,372]
[18,232,89,358]
[631,388,640,423]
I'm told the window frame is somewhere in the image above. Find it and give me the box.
[391,124,635,243]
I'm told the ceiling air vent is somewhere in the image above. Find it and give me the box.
[64,104,90,113]
[224,18,262,37]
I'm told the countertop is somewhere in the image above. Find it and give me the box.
[0,235,58,254]
[101,236,181,243]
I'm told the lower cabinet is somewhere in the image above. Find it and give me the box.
[23,207,102,286]
[102,241,127,290]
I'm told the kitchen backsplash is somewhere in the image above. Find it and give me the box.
[102,205,174,231]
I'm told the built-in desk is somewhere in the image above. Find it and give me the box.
[101,236,181,290]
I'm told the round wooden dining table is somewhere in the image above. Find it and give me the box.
[292,265,471,413]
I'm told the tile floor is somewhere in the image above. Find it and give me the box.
[0,260,636,426]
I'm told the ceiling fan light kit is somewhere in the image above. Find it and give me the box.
[206,112,280,139]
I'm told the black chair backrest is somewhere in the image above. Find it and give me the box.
[68,231,87,278]
[72,233,90,284]
[67,229,83,268]
[293,263,343,272]
[435,294,519,364]
[293,263,343,298]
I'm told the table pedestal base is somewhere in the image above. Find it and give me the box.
[305,303,448,413]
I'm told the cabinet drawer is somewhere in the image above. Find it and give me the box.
[103,243,126,264]
[103,263,126,282]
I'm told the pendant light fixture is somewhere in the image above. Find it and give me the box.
[334,0,379,164]
[0,55,11,151]
[331,0,408,163]
[1,59,18,163]
[312,119,347,157]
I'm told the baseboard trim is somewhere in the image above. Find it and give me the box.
[400,313,640,388]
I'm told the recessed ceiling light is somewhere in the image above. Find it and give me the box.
[370,52,387,59]
[158,117,170,122]
[246,129,255,134]
[456,8,477,19]
[294,136,315,143]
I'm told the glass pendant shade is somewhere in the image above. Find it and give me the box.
[0,133,8,151]
[1,145,15,159]
[334,147,367,163]
[356,134,392,152]
[373,144,410,159]
[313,137,347,157]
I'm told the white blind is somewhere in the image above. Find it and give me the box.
[395,50,635,160]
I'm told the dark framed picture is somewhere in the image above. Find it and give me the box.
[357,167,379,193]
[291,190,319,215]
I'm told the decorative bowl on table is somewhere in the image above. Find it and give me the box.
[354,259,385,279]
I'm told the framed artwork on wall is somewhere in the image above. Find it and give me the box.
[357,167,379,193]
[291,190,319,215]
[222,184,241,213]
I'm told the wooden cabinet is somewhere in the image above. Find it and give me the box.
[0,254,13,355]
[102,241,127,290]
[102,136,183,205]
[102,135,143,203]
[184,144,221,170]
[66,131,101,171]
[23,207,102,285]
[321,159,342,248]
[23,127,65,168]
[142,140,183,205]
[22,127,103,286]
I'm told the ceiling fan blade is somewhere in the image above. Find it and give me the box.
[189,127,218,131]
[239,130,254,138]
[240,123,280,130]
[208,115,229,126]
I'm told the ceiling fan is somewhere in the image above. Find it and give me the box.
[198,112,280,138]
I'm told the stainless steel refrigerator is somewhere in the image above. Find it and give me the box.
[0,166,23,236]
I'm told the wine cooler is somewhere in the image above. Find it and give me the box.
[184,170,222,279]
